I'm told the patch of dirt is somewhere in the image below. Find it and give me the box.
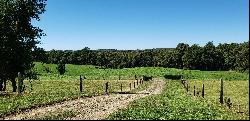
[3,78,166,120]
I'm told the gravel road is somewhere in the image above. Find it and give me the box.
[3,78,166,120]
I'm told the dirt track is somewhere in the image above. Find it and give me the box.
[3,78,166,120]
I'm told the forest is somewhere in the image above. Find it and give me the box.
[34,41,249,72]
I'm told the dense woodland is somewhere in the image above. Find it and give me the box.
[34,41,249,72]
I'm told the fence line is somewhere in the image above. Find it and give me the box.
[181,78,248,115]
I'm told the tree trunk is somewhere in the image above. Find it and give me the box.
[11,77,17,92]
[0,81,2,91]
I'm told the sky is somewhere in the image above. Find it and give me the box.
[33,0,249,51]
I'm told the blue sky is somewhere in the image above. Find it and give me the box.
[33,0,249,50]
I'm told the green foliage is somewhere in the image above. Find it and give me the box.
[43,41,248,73]
[107,80,246,120]
[32,47,48,63]
[0,0,47,92]
[182,44,203,70]
[57,62,66,75]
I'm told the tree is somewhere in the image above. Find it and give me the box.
[32,47,48,63]
[172,43,189,69]
[201,41,224,71]
[57,61,66,75]
[182,44,202,70]
[0,0,47,92]
[235,41,249,72]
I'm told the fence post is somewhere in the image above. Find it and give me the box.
[202,80,205,98]
[194,85,196,96]
[220,78,224,104]
[186,82,189,92]
[29,80,33,91]
[80,75,83,92]
[106,82,109,93]
[134,81,136,88]
[17,72,23,94]
[137,79,138,85]
[120,83,122,92]
[130,83,131,91]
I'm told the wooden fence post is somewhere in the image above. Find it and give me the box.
[29,80,33,91]
[80,75,83,92]
[120,83,122,92]
[106,82,109,93]
[137,79,138,85]
[220,78,224,104]
[130,83,131,91]
[194,85,196,96]
[202,81,205,98]
[134,81,136,88]
[186,83,189,92]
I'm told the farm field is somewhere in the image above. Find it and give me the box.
[186,79,249,117]
[0,62,249,119]
[107,80,248,120]
[34,62,248,81]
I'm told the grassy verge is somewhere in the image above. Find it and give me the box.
[106,79,246,120]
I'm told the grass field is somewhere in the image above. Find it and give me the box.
[107,80,248,120]
[0,62,248,119]
[186,79,249,117]
[34,62,248,81]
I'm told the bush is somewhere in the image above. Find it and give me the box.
[57,63,66,75]
[164,74,182,80]
[143,75,153,81]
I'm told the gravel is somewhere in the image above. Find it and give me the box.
[3,78,166,120]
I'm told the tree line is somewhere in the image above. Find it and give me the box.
[35,41,249,72]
